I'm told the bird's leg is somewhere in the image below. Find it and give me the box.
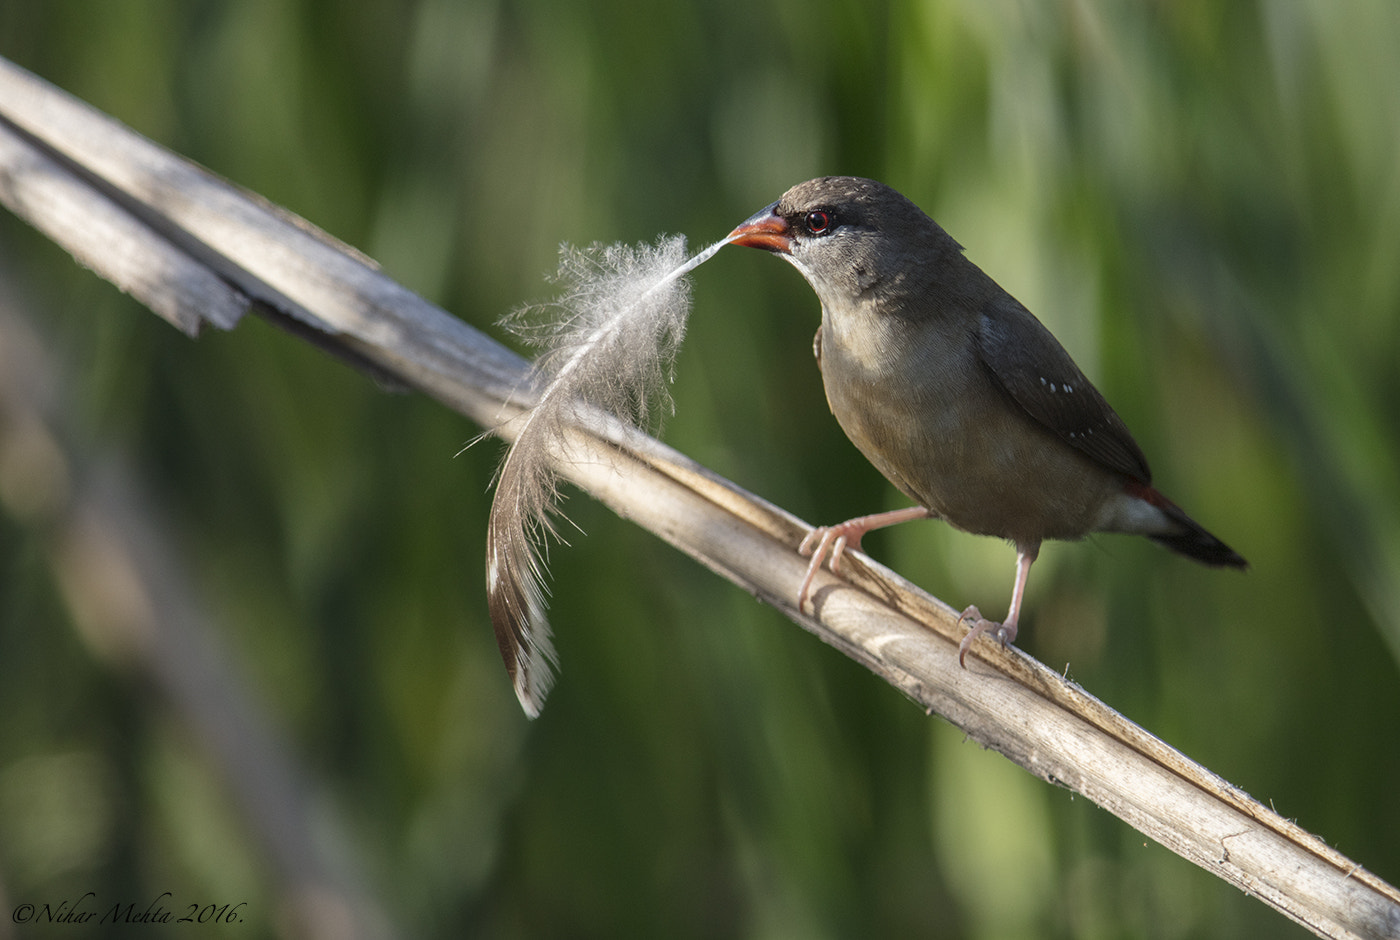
[958,541,1040,667]
[797,506,932,611]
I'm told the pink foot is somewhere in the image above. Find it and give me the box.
[794,506,933,612]
[796,521,863,612]
[957,605,1019,667]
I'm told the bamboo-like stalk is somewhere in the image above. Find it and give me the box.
[1,56,1396,940]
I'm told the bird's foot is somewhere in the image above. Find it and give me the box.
[795,507,933,613]
[796,521,866,612]
[957,606,1018,667]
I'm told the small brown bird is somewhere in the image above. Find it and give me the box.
[728,176,1245,665]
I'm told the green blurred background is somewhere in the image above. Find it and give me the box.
[2,1,1398,937]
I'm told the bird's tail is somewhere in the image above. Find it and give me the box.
[1127,480,1247,568]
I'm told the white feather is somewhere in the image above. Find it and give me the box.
[485,235,727,716]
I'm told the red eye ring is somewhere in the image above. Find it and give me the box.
[804,210,833,235]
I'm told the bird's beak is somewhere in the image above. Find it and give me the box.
[726,202,792,254]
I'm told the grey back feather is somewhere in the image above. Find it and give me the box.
[976,301,1151,482]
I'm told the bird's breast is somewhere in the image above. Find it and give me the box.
[817,307,1121,542]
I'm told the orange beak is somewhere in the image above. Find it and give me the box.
[726,202,792,253]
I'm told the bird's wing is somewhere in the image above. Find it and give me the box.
[975,300,1152,482]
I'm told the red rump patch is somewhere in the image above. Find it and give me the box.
[1124,478,1175,510]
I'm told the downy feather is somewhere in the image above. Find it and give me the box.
[486,235,726,716]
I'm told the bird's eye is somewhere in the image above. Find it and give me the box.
[804,210,834,235]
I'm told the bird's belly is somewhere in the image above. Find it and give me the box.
[824,364,1120,543]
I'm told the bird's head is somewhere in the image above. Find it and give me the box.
[727,176,957,309]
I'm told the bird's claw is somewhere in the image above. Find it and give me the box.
[795,507,931,613]
[957,606,1017,667]
[798,525,853,566]
[796,522,864,612]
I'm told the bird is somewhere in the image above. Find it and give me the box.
[726,176,1245,665]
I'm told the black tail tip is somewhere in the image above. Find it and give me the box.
[1149,531,1248,569]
